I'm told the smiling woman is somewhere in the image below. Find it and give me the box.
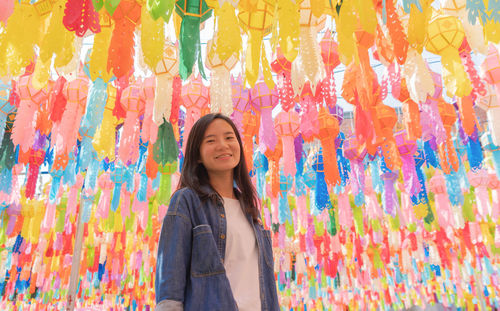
[155,113,280,311]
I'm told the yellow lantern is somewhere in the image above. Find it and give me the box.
[426,14,472,97]
[238,0,275,88]
[153,41,179,125]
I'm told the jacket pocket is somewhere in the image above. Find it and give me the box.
[262,229,274,269]
[191,224,225,277]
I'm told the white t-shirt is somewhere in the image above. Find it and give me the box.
[223,197,261,311]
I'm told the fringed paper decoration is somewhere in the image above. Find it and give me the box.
[385,0,408,64]
[89,11,114,82]
[108,0,141,79]
[459,40,487,101]
[271,48,295,112]
[153,42,178,125]
[25,139,46,199]
[238,0,274,88]
[63,0,101,36]
[79,78,108,170]
[118,82,145,165]
[175,0,212,80]
[312,150,332,211]
[293,0,325,89]
[253,151,268,198]
[141,4,165,71]
[205,36,238,116]
[395,131,419,197]
[0,2,41,77]
[317,107,341,186]
[344,135,366,200]
[242,112,259,171]
[52,70,89,155]
[488,172,500,223]
[426,15,472,98]
[11,75,49,153]
[376,104,402,172]
[468,169,491,222]
[153,121,179,205]
[0,82,15,145]
[398,79,422,141]
[406,0,431,53]
[402,48,435,104]
[110,163,128,212]
[421,69,447,144]
[275,111,300,177]
[181,75,209,138]
[230,75,251,132]
[97,172,113,219]
[141,77,158,144]
[428,171,454,229]
[319,30,340,109]
[93,84,118,161]
[0,0,14,24]
[437,101,460,174]
[278,172,293,224]
[250,81,278,151]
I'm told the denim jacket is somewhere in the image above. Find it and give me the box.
[155,186,280,311]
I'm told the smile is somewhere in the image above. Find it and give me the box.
[215,154,232,159]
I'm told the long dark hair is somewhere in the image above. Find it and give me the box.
[177,113,260,221]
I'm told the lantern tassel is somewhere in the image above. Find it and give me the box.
[179,16,206,80]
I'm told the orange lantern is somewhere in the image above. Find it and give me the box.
[317,107,341,186]
[242,111,260,171]
[437,100,459,174]
[375,103,402,172]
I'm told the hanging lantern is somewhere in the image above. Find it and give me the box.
[52,69,89,155]
[375,104,402,172]
[271,47,295,112]
[141,76,159,145]
[230,74,251,132]
[118,81,145,165]
[181,75,209,138]
[274,110,300,176]
[0,81,15,143]
[206,35,238,116]
[175,0,212,79]
[317,107,341,186]
[11,74,49,153]
[241,111,259,170]
[93,84,118,161]
[426,15,472,98]
[477,85,500,146]
[395,130,419,197]
[154,41,179,125]
[63,0,101,36]
[437,101,460,174]
[250,80,278,151]
[468,168,491,222]
[238,0,275,88]
[344,134,367,197]
[318,30,340,109]
[397,78,422,141]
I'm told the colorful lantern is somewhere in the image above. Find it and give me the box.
[318,30,340,109]
[175,0,212,79]
[63,0,101,36]
[93,84,118,161]
[317,107,341,186]
[437,100,460,174]
[141,77,159,144]
[238,0,274,88]
[205,35,238,116]
[118,81,145,165]
[181,75,209,138]
[153,41,179,125]
[481,45,500,145]
[274,110,300,176]
[242,111,259,171]
[271,48,295,112]
[250,80,278,151]
[426,14,472,98]
[230,75,251,132]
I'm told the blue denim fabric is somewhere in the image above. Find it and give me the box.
[155,187,280,311]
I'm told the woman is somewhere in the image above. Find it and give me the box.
[155,113,279,311]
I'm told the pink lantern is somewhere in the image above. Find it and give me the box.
[181,75,209,139]
[480,45,500,146]
[11,74,49,152]
[118,80,145,165]
[271,48,295,112]
[468,168,491,222]
[488,171,500,223]
[52,69,89,155]
[230,75,251,133]
[318,30,340,108]
[395,130,419,197]
[141,77,158,144]
[344,134,367,197]
[250,80,278,151]
[428,171,454,230]
[274,110,300,176]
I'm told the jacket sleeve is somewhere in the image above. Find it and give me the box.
[155,190,192,308]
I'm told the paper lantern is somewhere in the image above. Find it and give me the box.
[318,30,340,109]
[0,81,15,144]
[206,36,238,116]
[317,107,341,186]
[118,81,145,165]
[154,41,179,125]
[141,4,165,72]
[344,135,366,197]
[488,172,500,223]
[89,11,114,82]
[426,15,472,97]
[175,0,212,79]
[437,101,459,174]
[274,110,300,176]
[231,75,251,132]
[181,75,209,138]
[271,48,295,112]
[11,75,49,153]
[481,45,500,143]
[477,85,500,146]
[395,131,420,197]
[376,104,402,172]
[141,77,158,145]
[468,168,492,222]
[52,69,89,155]
[238,0,274,87]
[250,80,278,151]
[93,84,118,161]
[242,111,259,170]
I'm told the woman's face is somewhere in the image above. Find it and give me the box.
[199,118,241,177]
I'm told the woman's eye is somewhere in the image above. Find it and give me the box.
[226,136,235,140]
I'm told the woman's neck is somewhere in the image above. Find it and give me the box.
[209,172,235,199]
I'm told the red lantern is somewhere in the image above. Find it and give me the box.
[317,107,341,186]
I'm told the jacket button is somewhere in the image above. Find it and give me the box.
[221,214,225,218]
[220,234,225,239]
